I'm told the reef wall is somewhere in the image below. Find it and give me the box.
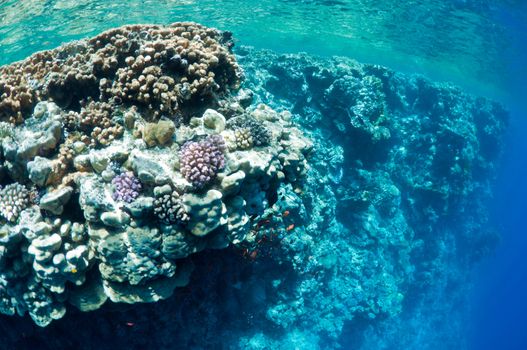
[237,48,508,348]
[0,24,508,350]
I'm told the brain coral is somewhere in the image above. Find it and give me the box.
[0,23,312,327]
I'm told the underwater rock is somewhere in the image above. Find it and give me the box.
[27,156,53,186]
[203,109,227,133]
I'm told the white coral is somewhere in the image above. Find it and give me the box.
[0,183,30,222]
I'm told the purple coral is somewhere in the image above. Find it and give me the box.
[179,135,226,188]
[112,172,142,203]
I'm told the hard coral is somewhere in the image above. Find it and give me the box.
[227,115,271,146]
[112,172,142,203]
[154,190,189,224]
[0,22,241,124]
[0,183,31,222]
[65,100,124,147]
[179,134,226,188]
[234,127,253,149]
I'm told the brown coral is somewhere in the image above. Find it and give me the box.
[0,22,241,124]
[65,100,124,147]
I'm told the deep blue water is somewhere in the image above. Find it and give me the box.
[470,109,527,350]
[0,1,526,349]
[469,3,527,349]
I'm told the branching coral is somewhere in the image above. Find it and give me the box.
[112,172,142,203]
[234,128,253,149]
[0,22,242,123]
[227,115,271,146]
[0,183,31,222]
[154,190,189,224]
[179,134,226,188]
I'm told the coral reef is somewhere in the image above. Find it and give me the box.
[0,28,508,350]
[236,48,508,348]
[0,24,310,327]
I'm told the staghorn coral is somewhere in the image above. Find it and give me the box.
[0,183,31,222]
[179,134,226,188]
[154,190,189,225]
[112,172,142,203]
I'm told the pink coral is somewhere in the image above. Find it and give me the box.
[179,135,226,188]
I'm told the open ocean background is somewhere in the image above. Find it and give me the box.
[1,1,526,349]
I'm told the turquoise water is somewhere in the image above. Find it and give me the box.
[0,0,524,99]
[0,1,526,349]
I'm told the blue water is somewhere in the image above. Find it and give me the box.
[468,3,527,349]
[470,109,527,349]
[0,1,526,349]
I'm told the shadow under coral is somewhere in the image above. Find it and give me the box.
[0,246,296,349]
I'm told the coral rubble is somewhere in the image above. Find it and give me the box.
[0,24,311,327]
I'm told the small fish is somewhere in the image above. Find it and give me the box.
[126,322,135,327]
[283,210,290,217]
[286,224,295,231]
[71,268,78,274]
